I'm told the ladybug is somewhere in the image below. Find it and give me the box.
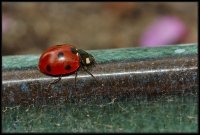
[38,44,97,89]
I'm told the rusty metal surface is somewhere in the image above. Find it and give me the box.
[2,54,198,106]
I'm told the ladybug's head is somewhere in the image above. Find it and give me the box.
[78,49,96,67]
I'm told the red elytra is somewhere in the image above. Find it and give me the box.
[38,44,80,77]
[38,44,98,90]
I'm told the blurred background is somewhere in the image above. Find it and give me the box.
[2,2,198,56]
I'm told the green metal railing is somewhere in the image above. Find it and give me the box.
[2,43,198,106]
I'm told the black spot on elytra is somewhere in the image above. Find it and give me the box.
[65,65,71,70]
[71,47,77,54]
[46,65,51,72]
[58,52,64,59]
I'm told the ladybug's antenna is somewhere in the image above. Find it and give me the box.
[82,66,100,85]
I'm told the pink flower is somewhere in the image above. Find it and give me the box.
[2,14,11,33]
[140,16,188,47]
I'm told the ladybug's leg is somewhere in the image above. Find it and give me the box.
[74,71,78,91]
[69,70,79,101]
[47,76,62,90]
[45,76,62,100]
[74,67,81,92]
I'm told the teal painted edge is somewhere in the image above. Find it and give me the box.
[2,43,198,70]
